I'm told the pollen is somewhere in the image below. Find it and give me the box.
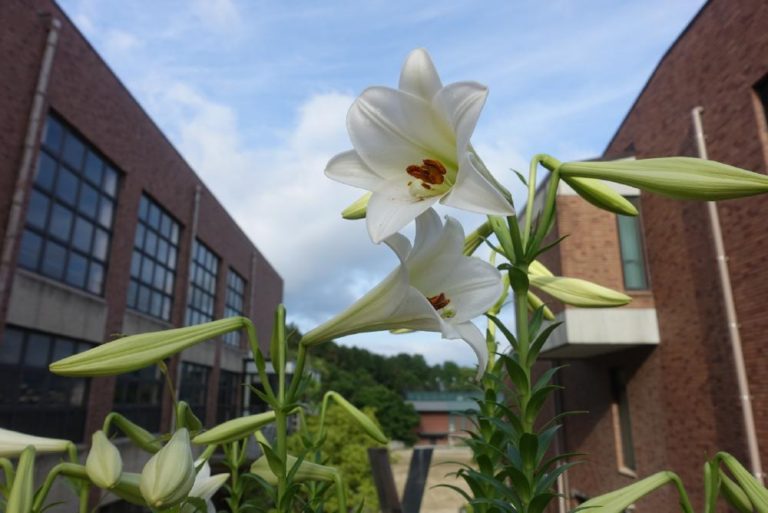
[428,293,451,310]
[406,159,447,185]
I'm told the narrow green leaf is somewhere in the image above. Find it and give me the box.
[528,323,563,366]
[503,357,529,395]
[719,452,768,513]
[520,433,539,473]
[576,471,689,513]
[720,470,754,513]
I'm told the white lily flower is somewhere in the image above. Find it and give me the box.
[182,463,229,513]
[0,427,71,457]
[301,209,503,375]
[326,48,514,243]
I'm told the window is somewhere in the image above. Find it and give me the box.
[616,197,649,290]
[610,368,636,473]
[217,370,242,423]
[179,362,210,423]
[19,114,119,294]
[113,365,164,432]
[186,240,219,326]
[756,74,768,128]
[0,326,91,441]
[223,269,246,347]
[127,194,180,321]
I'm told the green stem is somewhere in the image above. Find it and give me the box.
[286,343,308,402]
[513,278,534,434]
[523,154,545,245]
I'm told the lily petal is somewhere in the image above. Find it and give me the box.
[432,81,488,155]
[451,321,489,378]
[367,180,439,243]
[407,214,464,293]
[441,153,515,215]
[441,257,504,324]
[349,86,456,174]
[325,150,383,190]
[399,48,443,101]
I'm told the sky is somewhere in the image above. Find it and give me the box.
[58,0,706,368]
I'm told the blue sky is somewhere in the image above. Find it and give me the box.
[59,0,705,367]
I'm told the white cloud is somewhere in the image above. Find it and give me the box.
[191,0,242,33]
[103,29,141,54]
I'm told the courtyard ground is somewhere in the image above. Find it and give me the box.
[390,445,474,513]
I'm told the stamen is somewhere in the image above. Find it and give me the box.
[428,293,451,310]
[406,159,447,185]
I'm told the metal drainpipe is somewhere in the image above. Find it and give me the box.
[175,185,203,400]
[0,16,61,310]
[691,106,764,481]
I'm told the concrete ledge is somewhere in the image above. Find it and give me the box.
[541,307,660,358]
[7,270,107,342]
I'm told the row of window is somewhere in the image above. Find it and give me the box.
[20,114,249,340]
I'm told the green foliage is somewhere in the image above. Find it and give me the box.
[289,405,383,513]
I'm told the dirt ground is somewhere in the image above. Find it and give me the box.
[390,445,474,513]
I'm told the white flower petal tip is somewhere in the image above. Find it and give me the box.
[301,208,500,372]
[326,49,511,243]
[0,428,71,458]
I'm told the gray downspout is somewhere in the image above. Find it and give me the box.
[0,16,61,310]
[691,106,763,481]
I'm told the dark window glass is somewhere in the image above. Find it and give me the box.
[20,114,119,295]
[217,370,241,423]
[35,153,56,191]
[179,362,210,424]
[611,368,636,471]
[223,269,247,347]
[0,326,90,441]
[616,197,649,290]
[126,194,180,321]
[186,240,219,326]
[113,365,163,432]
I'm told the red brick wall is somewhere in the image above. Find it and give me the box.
[0,0,283,438]
[558,0,768,510]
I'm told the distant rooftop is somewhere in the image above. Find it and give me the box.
[406,391,481,413]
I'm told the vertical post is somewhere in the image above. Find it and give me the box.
[402,447,433,513]
[368,447,402,513]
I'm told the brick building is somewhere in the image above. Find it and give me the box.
[536,0,768,511]
[406,391,478,446]
[0,0,282,508]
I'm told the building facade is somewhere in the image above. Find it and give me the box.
[0,0,282,508]
[536,0,768,511]
[406,391,478,446]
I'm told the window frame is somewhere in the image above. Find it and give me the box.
[610,368,637,475]
[616,196,650,291]
[223,268,247,347]
[185,239,220,326]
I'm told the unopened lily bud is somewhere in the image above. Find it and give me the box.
[529,275,630,308]
[86,431,123,489]
[527,291,555,321]
[139,429,195,509]
[6,446,35,513]
[251,454,337,485]
[112,472,147,506]
[341,192,371,220]
[528,260,554,278]
[325,392,387,444]
[562,176,638,216]
[105,413,162,453]
[193,411,276,445]
[559,157,768,200]
[51,317,252,377]
[463,220,493,256]
[0,427,71,457]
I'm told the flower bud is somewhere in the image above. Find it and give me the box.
[6,446,35,513]
[139,429,195,509]
[105,413,162,453]
[86,430,123,489]
[341,192,371,220]
[50,317,252,377]
[0,427,71,458]
[463,220,493,256]
[559,157,768,200]
[250,454,337,485]
[527,291,555,321]
[529,275,630,308]
[193,411,276,445]
[325,392,388,444]
[562,176,638,216]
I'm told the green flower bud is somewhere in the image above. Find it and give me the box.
[559,157,768,200]
[463,220,493,256]
[0,427,71,458]
[104,413,162,453]
[562,176,638,216]
[86,431,122,489]
[139,429,195,509]
[324,392,387,444]
[250,454,337,485]
[192,411,276,445]
[529,275,630,308]
[341,192,371,220]
[527,291,555,321]
[112,472,147,506]
[50,317,252,377]
[6,446,35,513]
